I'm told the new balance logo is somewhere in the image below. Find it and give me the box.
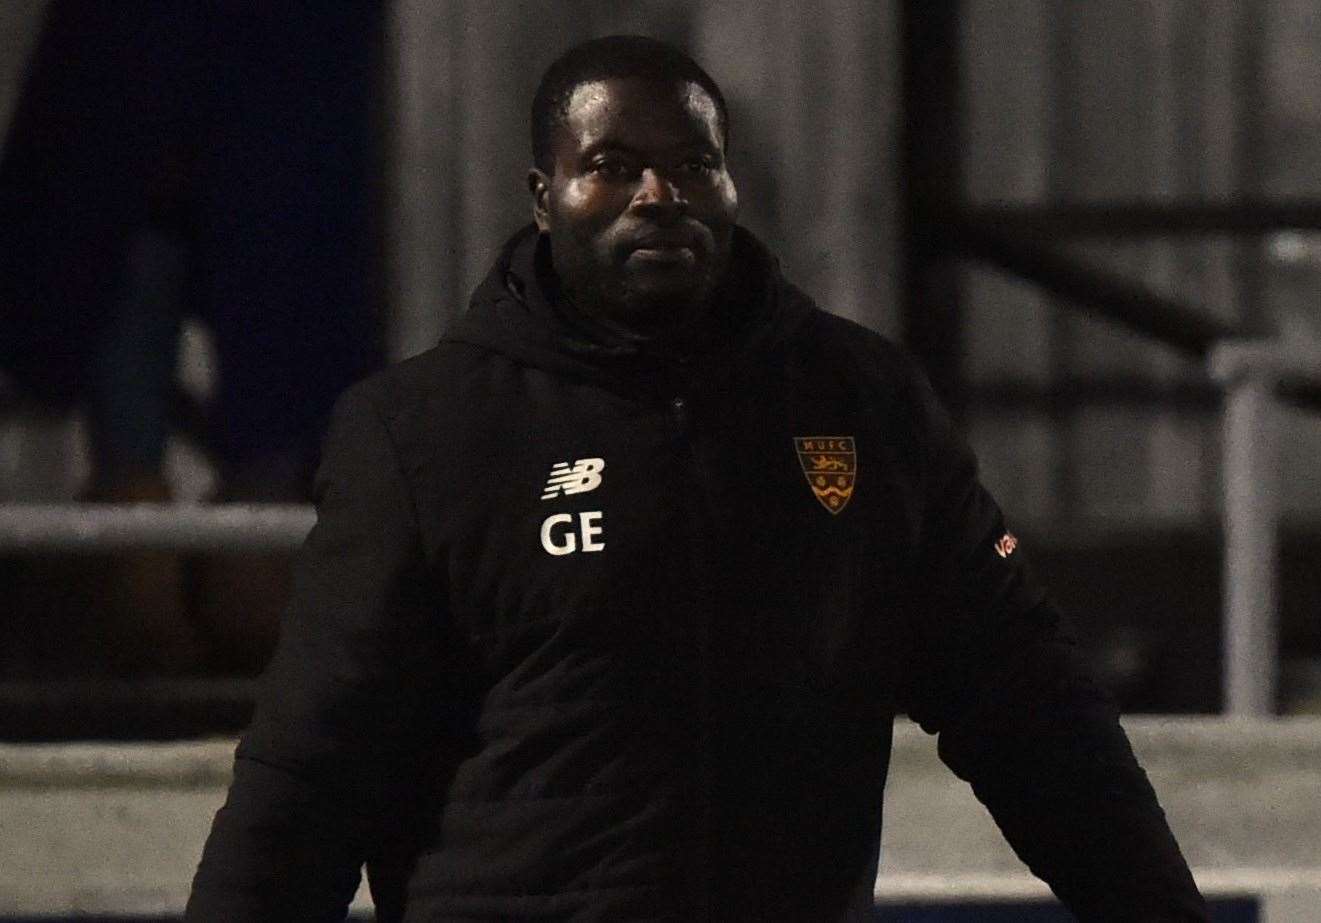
[540,457,607,555]
[541,457,605,500]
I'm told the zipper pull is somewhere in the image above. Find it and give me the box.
[670,395,689,427]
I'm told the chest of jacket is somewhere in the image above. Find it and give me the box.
[401,345,923,714]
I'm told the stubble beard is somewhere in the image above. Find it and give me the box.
[552,236,724,342]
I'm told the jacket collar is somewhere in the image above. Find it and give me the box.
[443,223,815,388]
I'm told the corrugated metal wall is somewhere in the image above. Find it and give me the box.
[962,0,1245,525]
[958,0,1321,525]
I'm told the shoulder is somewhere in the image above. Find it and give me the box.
[744,227,924,392]
[350,340,489,402]
[807,307,918,376]
[335,340,494,431]
[314,341,506,495]
[783,299,962,481]
[791,302,934,414]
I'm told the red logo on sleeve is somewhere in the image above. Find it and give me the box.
[994,533,1018,558]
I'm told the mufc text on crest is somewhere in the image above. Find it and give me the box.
[793,436,856,515]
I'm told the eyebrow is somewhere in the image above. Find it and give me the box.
[578,139,718,161]
[578,141,640,160]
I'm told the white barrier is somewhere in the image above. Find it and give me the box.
[1209,342,1284,718]
[0,503,313,553]
[877,717,1321,920]
[1,718,1318,919]
[0,339,1313,718]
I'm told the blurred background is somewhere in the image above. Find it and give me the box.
[1,0,1320,722]
[1,3,1320,920]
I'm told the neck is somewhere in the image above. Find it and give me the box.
[572,288,709,346]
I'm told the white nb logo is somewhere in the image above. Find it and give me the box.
[541,457,605,500]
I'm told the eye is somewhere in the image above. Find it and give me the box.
[681,157,716,175]
[590,157,634,178]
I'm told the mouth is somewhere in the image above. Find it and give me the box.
[625,232,701,266]
[628,245,694,264]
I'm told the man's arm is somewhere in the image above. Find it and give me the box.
[186,384,449,921]
[894,368,1209,922]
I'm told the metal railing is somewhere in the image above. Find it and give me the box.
[0,502,313,553]
[897,2,1321,718]
[944,206,1321,718]
[947,219,1321,716]
[0,342,1313,720]
[2,337,1319,718]
[1208,341,1297,717]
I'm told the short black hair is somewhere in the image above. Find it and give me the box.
[531,35,730,173]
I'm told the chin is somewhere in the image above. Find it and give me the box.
[627,264,713,299]
[624,280,708,314]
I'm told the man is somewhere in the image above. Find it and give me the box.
[188,36,1208,921]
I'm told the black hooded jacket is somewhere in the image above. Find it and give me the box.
[187,226,1207,921]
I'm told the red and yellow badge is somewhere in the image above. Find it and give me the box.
[794,436,857,515]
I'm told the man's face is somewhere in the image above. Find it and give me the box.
[530,76,739,334]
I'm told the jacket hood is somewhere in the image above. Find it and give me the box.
[443,223,816,387]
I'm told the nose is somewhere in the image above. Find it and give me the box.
[631,167,686,215]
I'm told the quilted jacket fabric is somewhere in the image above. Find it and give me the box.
[186,226,1207,922]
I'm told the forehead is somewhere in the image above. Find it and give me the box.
[557,76,723,156]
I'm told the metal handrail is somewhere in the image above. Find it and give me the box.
[0,503,313,553]
[952,199,1321,238]
[1208,341,1300,717]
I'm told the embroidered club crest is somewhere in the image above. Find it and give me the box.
[794,436,857,515]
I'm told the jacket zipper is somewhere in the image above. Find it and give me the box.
[669,390,714,918]
[670,394,688,427]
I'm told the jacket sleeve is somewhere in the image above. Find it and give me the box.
[893,368,1209,922]
[186,383,448,921]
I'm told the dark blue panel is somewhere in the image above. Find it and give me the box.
[2,897,1258,922]
[872,896,1258,922]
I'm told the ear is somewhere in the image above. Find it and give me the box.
[528,168,552,232]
